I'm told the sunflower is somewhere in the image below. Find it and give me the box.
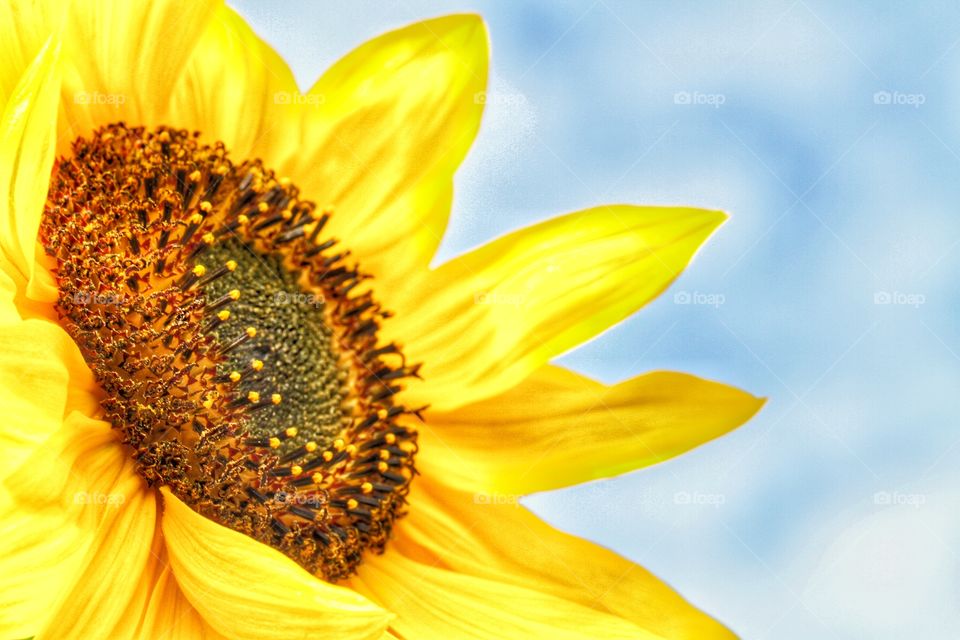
[0,2,763,639]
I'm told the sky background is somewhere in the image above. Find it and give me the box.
[232,2,960,637]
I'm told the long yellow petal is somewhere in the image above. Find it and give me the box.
[0,318,99,485]
[419,364,764,493]
[37,475,156,638]
[0,33,60,295]
[161,488,391,640]
[390,205,727,410]
[170,4,301,167]
[349,552,664,640]
[393,477,737,640]
[53,0,221,150]
[286,14,488,305]
[0,414,141,639]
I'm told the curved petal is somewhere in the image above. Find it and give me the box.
[0,32,60,296]
[137,564,227,640]
[0,413,141,639]
[348,552,663,640]
[36,476,156,639]
[160,488,391,640]
[391,477,736,640]
[0,0,63,113]
[169,4,301,167]
[0,317,99,484]
[390,205,727,410]
[135,531,227,640]
[53,0,221,151]
[286,14,488,301]
[419,364,764,493]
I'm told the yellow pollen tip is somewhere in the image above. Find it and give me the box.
[285,427,298,437]
[217,310,230,321]
[228,289,240,300]
[346,444,358,457]
[322,451,334,462]
[83,222,95,233]
[202,232,215,244]
[257,201,270,213]
[361,482,373,494]
[215,164,228,175]
[377,461,389,473]
[333,438,345,451]
[200,200,213,213]
[192,264,206,277]
[189,213,203,224]
[246,327,257,338]
[379,450,390,461]
[250,358,263,371]
[226,260,237,271]
[291,465,302,476]
[305,442,317,452]
[279,176,292,186]
[229,371,241,382]
[384,433,396,445]
[247,391,260,403]
[346,498,358,511]
[376,409,388,420]
[237,214,249,225]
[202,396,214,410]
[271,393,282,405]
[281,209,293,220]
[188,170,202,182]
[311,473,323,485]
[269,437,281,449]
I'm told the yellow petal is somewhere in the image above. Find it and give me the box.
[0,0,63,111]
[54,0,221,149]
[135,529,227,640]
[170,4,301,166]
[419,364,764,493]
[138,564,228,639]
[287,14,488,303]
[393,477,736,640]
[0,413,141,638]
[0,318,98,486]
[161,488,391,640]
[0,33,60,293]
[390,205,727,410]
[349,552,664,640]
[37,474,156,638]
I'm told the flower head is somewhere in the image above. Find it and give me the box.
[0,2,763,639]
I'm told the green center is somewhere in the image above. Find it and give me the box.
[199,238,346,453]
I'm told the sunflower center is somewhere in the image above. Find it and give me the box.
[40,123,421,580]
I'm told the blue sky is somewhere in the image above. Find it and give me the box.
[233,2,960,637]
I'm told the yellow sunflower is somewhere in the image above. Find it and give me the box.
[0,2,763,639]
